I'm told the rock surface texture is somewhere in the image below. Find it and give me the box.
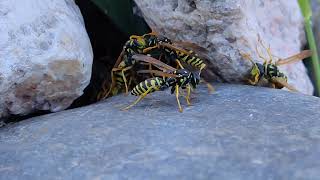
[1,84,320,180]
[134,0,313,94]
[0,0,93,119]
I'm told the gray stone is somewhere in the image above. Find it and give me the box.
[0,0,93,119]
[134,0,313,94]
[0,84,320,180]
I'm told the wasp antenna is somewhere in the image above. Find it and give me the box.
[240,52,255,65]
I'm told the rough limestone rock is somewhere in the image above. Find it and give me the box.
[1,84,320,180]
[134,0,313,94]
[0,0,93,118]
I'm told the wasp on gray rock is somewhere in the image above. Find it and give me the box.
[122,54,201,112]
[242,36,312,91]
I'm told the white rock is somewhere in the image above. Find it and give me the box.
[0,0,93,118]
[134,0,313,94]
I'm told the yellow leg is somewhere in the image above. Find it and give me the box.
[200,79,215,93]
[120,66,133,95]
[186,85,191,106]
[143,45,159,53]
[97,80,109,100]
[248,79,257,85]
[177,88,190,105]
[175,85,183,112]
[122,88,153,111]
[175,59,184,69]
[101,69,117,99]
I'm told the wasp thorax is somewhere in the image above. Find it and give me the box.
[157,35,172,44]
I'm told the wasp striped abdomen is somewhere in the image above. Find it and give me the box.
[165,49,206,71]
[179,51,206,70]
[131,77,166,96]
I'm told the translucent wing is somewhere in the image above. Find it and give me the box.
[275,50,312,66]
[173,41,209,54]
[137,70,178,78]
[132,54,177,72]
[270,77,298,92]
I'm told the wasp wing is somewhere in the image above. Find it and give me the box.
[132,54,177,72]
[173,41,209,54]
[137,70,178,78]
[275,50,312,66]
[270,77,298,92]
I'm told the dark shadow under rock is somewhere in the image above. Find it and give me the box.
[1,84,320,180]
[71,0,129,107]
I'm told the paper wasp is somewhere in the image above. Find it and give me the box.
[122,54,201,112]
[242,36,312,91]
[97,31,211,100]
[96,32,166,99]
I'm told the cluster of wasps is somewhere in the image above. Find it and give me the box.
[97,32,312,112]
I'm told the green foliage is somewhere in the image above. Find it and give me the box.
[91,0,149,35]
[298,0,312,19]
[298,0,320,96]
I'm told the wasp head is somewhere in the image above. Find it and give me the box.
[249,63,264,84]
[157,35,172,44]
[130,36,146,49]
[175,69,195,88]
[190,72,200,89]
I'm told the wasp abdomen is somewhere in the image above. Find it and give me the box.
[176,51,206,70]
[131,77,166,96]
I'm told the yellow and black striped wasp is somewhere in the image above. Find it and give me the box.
[242,36,312,91]
[122,54,201,112]
[98,32,211,100]
[143,37,208,73]
[97,32,176,100]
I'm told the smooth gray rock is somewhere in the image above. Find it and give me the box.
[1,84,320,180]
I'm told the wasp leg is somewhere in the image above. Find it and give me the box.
[248,72,260,85]
[175,59,184,69]
[107,66,133,96]
[248,79,257,85]
[200,79,215,93]
[97,80,109,100]
[100,69,117,99]
[122,88,153,111]
[143,45,160,54]
[175,85,183,112]
[178,88,189,105]
[120,66,133,95]
[186,84,191,106]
